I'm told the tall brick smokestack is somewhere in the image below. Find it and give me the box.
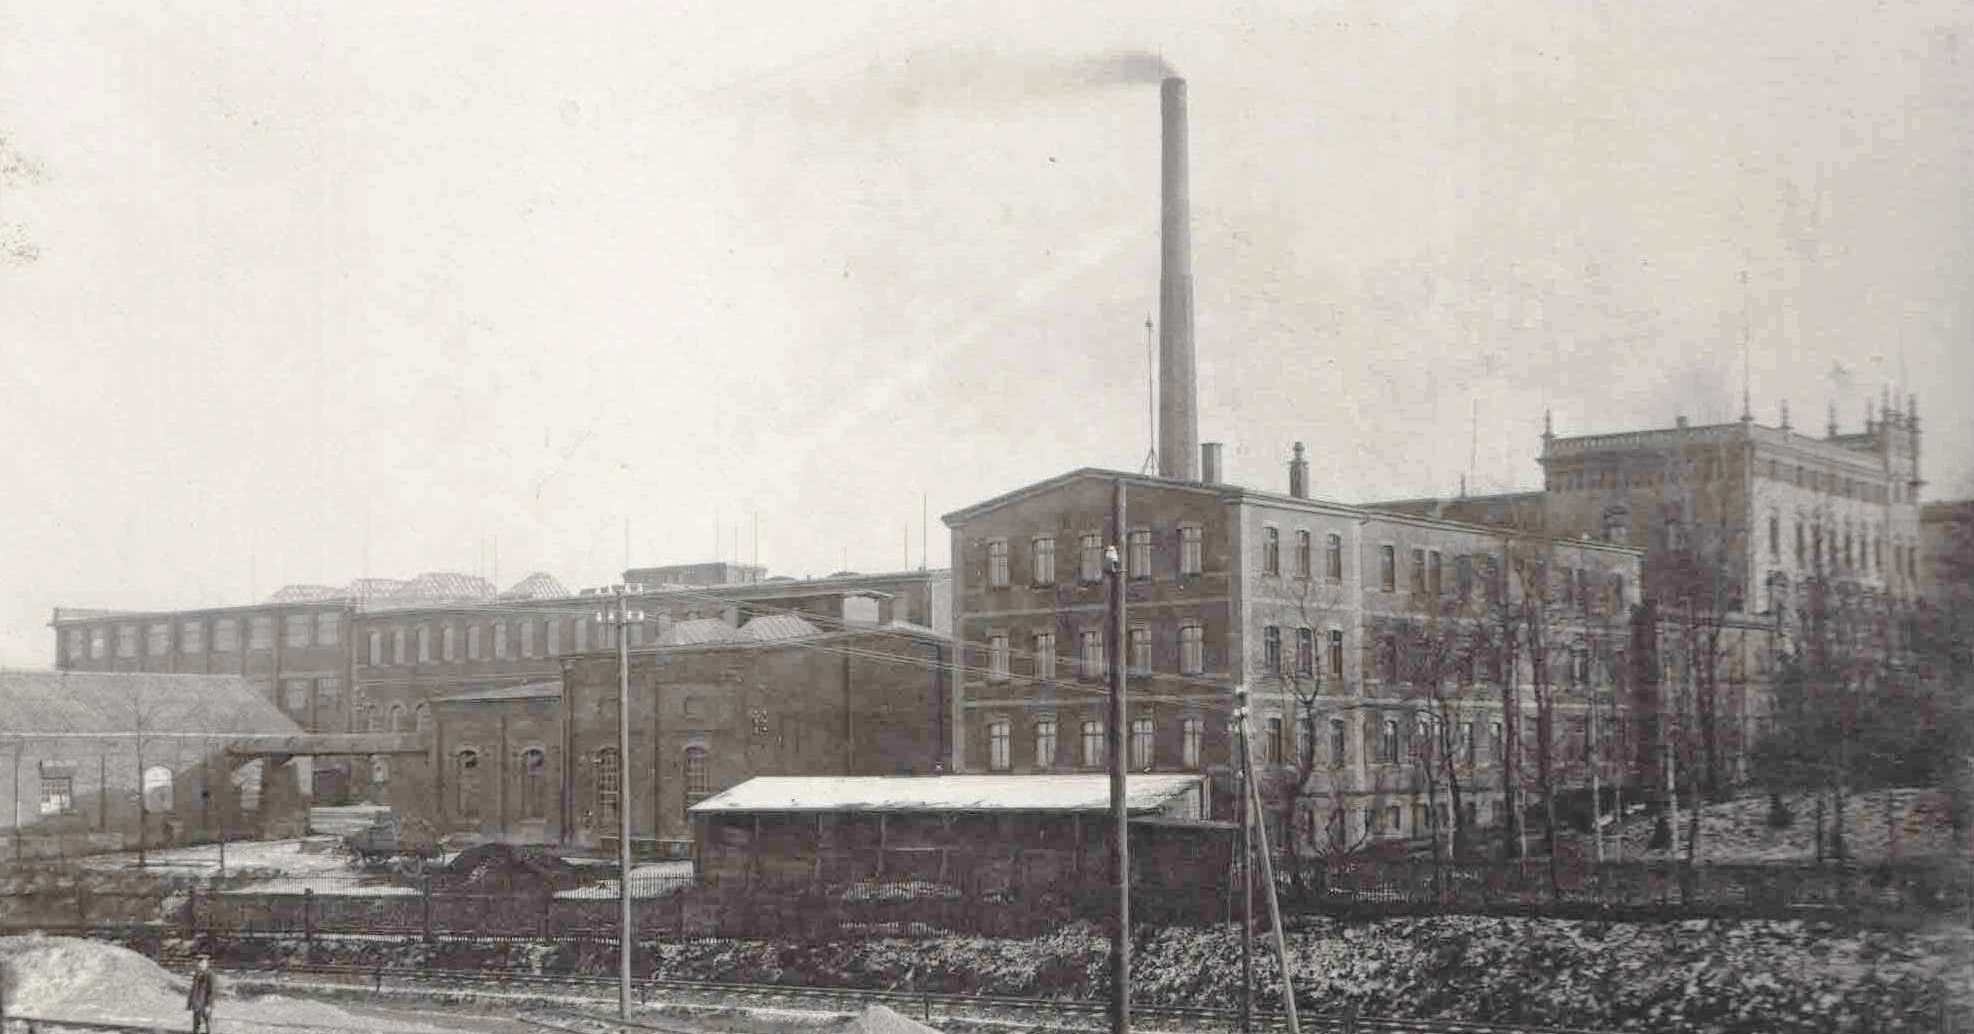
[1156,77,1198,482]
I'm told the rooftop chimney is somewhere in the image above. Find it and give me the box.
[1156,77,1199,482]
[1675,415,1689,429]
[1200,441,1223,484]
[1288,442,1309,499]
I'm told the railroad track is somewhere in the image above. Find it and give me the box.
[159,957,1628,1034]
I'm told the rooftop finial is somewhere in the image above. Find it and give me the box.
[1543,408,1554,439]
[1826,400,1838,438]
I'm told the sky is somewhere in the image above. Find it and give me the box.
[1,1,1969,666]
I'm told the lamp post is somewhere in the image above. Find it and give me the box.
[1103,479,1129,1034]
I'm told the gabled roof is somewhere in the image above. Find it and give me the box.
[689,774,1205,815]
[501,572,569,600]
[658,618,740,647]
[266,584,348,603]
[0,669,302,739]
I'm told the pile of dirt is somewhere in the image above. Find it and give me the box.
[436,842,587,895]
[842,1003,942,1034]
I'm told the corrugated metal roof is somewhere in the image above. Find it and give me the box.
[688,775,1205,815]
[658,618,739,646]
[435,681,563,703]
[735,614,820,642]
[266,584,349,603]
[0,669,302,738]
[501,572,569,600]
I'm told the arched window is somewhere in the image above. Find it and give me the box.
[596,748,621,824]
[389,703,408,733]
[683,747,709,802]
[521,748,547,820]
[454,750,480,818]
[142,765,174,813]
[414,703,432,733]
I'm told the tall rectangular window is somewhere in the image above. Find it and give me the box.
[1128,529,1152,579]
[1081,720,1104,768]
[1179,623,1204,675]
[988,634,1010,681]
[1128,626,1151,675]
[367,630,382,666]
[393,627,407,664]
[521,621,536,658]
[417,624,432,662]
[1034,632,1056,681]
[316,612,340,645]
[1328,630,1343,678]
[546,619,562,657]
[1263,626,1282,674]
[1080,533,1104,583]
[285,614,311,648]
[1491,721,1504,761]
[1295,530,1312,578]
[1296,627,1315,677]
[1794,521,1805,565]
[89,627,107,659]
[1265,717,1284,765]
[249,617,274,651]
[146,623,169,656]
[575,618,589,652]
[1410,548,1426,595]
[1462,721,1476,764]
[1378,635,1397,683]
[442,625,457,662]
[1428,551,1443,595]
[1035,718,1058,768]
[317,678,342,725]
[1179,526,1202,576]
[1329,718,1347,767]
[1378,719,1399,763]
[495,622,510,659]
[282,678,310,714]
[116,625,137,658]
[1080,629,1104,680]
[1132,717,1155,769]
[1263,527,1281,575]
[64,628,83,662]
[596,749,620,825]
[179,621,204,655]
[1380,546,1396,592]
[1457,555,1474,599]
[1032,535,1056,585]
[988,540,1010,588]
[1326,534,1343,580]
[1769,515,1780,559]
[1182,717,1202,769]
[988,720,1011,771]
[467,625,483,660]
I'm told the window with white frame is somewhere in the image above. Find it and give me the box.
[1380,546,1396,592]
[39,770,74,815]
[417,625,432,663]
[595,748,620,824]
[495,622,510,659]
[1132,717,1154,770]
[1128,626,1151,675]
[116,625,137,658]
[684,746,710,800]
[1295,530,1312,578]
[546,618,562,657]
[1328,630,1344,679]
[316,612,340,646]
[392,627,407,665]
[1079,533,1103,583]
[1182,716,1202,769]
[1035,718,1058,768]
[1080,629,1104,679]
[1032,535,1056,585]
[441,624,457,661]
[467,625,483,660]
[1033,632,1056,681]
[521,621,536,658]
[1179,623,1204,675]
[988,634,1010,681]
[146,623,169,656]
[1081,720,1104,767]
[1128,529,1152,579]
[1379,718,1399,763]
[987,540,1010,588]
[367,630,382,666]
[988,719,1012,771]
[1179,525,1202,576]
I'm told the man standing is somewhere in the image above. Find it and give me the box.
[187,955,216,1033]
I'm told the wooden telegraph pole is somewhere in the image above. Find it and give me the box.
[596,584,646,1020]
[1105,478,1131,1034]
[1234,685,1300,1034]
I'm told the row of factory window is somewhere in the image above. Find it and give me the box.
[985,528,1196,588]
[1547,457,1901,505]
[981,712,1611,773]
[364,614,639,667]
[586,745,712,824]
[1766,513,1919,582]
[984,623,1602,687]
[65,611,342,662]
[1760,459,1902,504]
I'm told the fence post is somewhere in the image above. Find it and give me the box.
[421,877,433,943]
[303,888,314,953]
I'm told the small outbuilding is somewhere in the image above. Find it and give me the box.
[689,774,1233,916]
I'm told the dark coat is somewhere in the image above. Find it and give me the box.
[187,970,215,1012]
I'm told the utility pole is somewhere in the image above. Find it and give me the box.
[1104,478,1130,1034]
[595,584,646,1020]
[1238,746,1253,1033]
[1590,691,1604,865]
[1233,686,1300,1034]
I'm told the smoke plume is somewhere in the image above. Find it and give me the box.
[749,48,1177,128]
